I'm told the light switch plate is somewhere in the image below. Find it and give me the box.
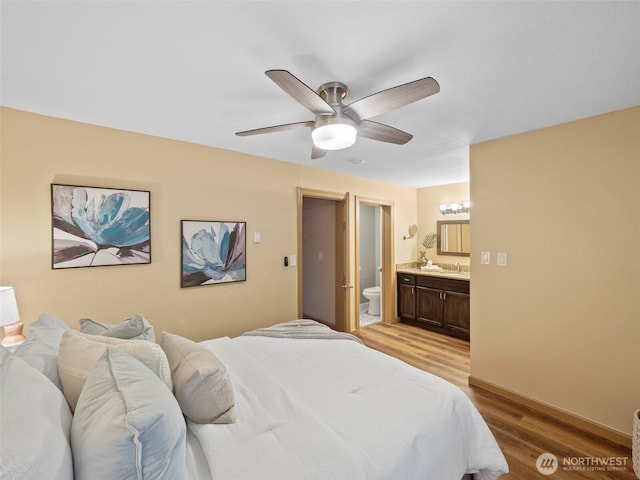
[253,232,261,243]
[481,251,491,265]
[289,255,296,266]
[497,251,508,267]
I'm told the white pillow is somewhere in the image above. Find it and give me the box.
[58,329,172,411]
[13,312,69,389]
[0,345,73,480]
[72,347,186,480]
[161,332,235,424]
[79,313,155,341]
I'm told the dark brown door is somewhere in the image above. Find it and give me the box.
[443,291,470,335]
[417,287,444,327]
[398,284,416,320]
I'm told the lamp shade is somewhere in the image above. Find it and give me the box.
[0,287,20,327]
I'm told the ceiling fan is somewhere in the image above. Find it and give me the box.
[235,70,440,159]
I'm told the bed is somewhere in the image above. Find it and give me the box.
[0,315,508,480]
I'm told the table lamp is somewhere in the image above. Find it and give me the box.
[0,286,25,347]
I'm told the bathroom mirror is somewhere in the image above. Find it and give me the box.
[437,220,470,257]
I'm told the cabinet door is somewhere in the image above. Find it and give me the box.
[417,287,444,327]
[444,291,470,336]
[398,284,416,320]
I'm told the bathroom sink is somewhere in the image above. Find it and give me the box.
[440,271,470,277]
[418,267,469,278]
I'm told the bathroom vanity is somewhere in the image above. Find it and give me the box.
[396,270,470,340]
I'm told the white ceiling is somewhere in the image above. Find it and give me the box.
[2,1,639,188]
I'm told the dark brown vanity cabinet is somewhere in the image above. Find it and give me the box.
[397,272,470,340]
[397,273,417,320]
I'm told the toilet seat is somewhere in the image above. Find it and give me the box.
[363,286,380,295]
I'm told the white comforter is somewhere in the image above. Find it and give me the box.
[189,334,508,480]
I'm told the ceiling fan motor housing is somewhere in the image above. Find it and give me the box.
[311,82,359,150]
[317,82,349,106]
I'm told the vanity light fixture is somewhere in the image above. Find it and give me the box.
[439,202,470,215]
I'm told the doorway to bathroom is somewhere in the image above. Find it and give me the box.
[358,204,382,327]
[355,197,394,332]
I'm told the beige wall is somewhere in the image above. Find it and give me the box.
[417,181,470,266]
[0,108,417,340]
[470,106,640,436]
[2,105,637,437]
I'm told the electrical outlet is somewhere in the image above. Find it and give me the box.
[497,252,508,267]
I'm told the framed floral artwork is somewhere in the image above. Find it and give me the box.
[51,184,151,269]
[181,220,246,288]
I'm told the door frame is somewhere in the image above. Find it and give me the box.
[354,196,395,334]
[297,188,351,332]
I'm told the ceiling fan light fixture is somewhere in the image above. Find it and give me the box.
[236,70,440,159]
[311,116,357,151]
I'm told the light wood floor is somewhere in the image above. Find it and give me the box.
[357,321,636,480]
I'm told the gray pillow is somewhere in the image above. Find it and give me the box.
[72,348,186,480]
[0,345,73,480]
[13,312,69,389]
[161,332,235,424]
[79,313,155,341]
[58,330,172,411]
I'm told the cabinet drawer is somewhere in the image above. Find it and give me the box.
[397,273,416,285]
[416,275,469,294]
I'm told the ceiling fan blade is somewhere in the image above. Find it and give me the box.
[311,145,328,159]
[343,77,440,121]
[357,120,413,145]
[266,70,336,115]
[235,121,314,137]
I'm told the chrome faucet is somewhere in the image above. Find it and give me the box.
[455,262,460,272]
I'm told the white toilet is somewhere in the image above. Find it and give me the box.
[363,286,381,316]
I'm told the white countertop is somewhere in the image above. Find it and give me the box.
[397,267,470,281]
